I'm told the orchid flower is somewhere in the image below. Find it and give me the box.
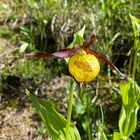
[26,34,126,87]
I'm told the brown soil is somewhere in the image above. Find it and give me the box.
[0,103,50,140]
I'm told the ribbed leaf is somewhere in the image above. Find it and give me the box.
[113,132,120,140]
[119,79,140,138]
[26,90,81,140]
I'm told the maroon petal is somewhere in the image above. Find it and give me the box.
[25,34,97,59]
[25,46,81,59]
[25,52,52,58]
[51,49,71,58]
[25,50,70,58]
[84,48,127,77]
[80,34,98,49]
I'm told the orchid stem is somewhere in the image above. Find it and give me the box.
[66,78,75,140]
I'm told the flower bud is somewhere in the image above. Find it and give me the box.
[68,50,100,82]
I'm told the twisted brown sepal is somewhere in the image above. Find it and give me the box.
[25,45,82,59]
[80,34,98,49]
[25,35,97,59]
[84,48,127,78]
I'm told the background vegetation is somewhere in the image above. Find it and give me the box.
[0,0,140,139]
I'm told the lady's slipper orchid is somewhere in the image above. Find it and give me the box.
[26,34,126,87]
[68,49,100,82]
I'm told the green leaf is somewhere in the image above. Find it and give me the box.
[67,25,85,48]
[113,132,120,140]
[119,79,140,138]
[129,13,140,38]
[65,25,85,62]
[26,90,81,140]
[112,1,119,10]
[75,25,85,38]
[19,42,29,53]
[120,81,130,105]
[98,123,108,140]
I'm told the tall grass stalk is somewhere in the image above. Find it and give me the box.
[132,49,137,80]
[66,78,75,140]
[129,14,140,80]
